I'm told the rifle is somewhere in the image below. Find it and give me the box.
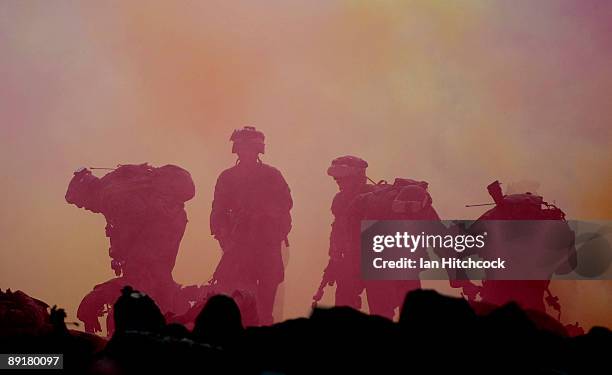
[465,203,496,207]
[312,259,338,308]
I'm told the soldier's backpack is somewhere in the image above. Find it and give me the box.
[480,181,566,221]
[99,163,195,204]
[353,178,439,220]
[152,164,196,203]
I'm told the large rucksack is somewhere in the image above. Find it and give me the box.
[353,178,439,220]
[99,164,195,204]
[480,180,565,221]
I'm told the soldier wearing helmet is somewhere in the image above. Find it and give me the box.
[456,181,577,316]
[66,163,195,334]
[314,156,374,310]
[210,126,293,325]
[315,156,443,319]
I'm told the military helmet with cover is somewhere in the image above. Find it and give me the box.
[65,167,103,212]
[327,155,368,178]
[230,126,265,154]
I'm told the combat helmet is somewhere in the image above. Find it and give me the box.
[327,155,368,178]
[230,126,265,154]
[65,168,103,212]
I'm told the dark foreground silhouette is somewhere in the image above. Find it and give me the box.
[1,287,610,374]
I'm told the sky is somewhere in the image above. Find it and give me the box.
[1,0,611,330]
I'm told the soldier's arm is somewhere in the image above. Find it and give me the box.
[276,170,293,211]
[329,220,344,259]
[210,171,232,239]
[322,212,344,288]
[273,169,293,238]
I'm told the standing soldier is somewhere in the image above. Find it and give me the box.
[314,156,442,319]
[314,156,374,310]
[209,126,292,325]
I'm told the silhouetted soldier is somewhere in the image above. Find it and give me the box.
[65,163,195,333]
[315,156,441,318]
[314,156,373,311]
[209,126,292,325]
[457,180,576,316]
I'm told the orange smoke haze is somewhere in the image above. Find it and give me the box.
[1,1,611,329]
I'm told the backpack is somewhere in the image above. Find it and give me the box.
[99,164,195,204]
[354,178,438,220]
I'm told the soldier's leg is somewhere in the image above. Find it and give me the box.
[125,216,187,313]
[145,266,179,314]
[335,273,365,310]
[256,280,279,326]
[365,281,397,319]
[216,239,259,287]
[481,280,547,313]
[365,280,421,319]
[78,278,126,333]
[77,291,104,334]
[254,243,284,325]
[122,261,170,312]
